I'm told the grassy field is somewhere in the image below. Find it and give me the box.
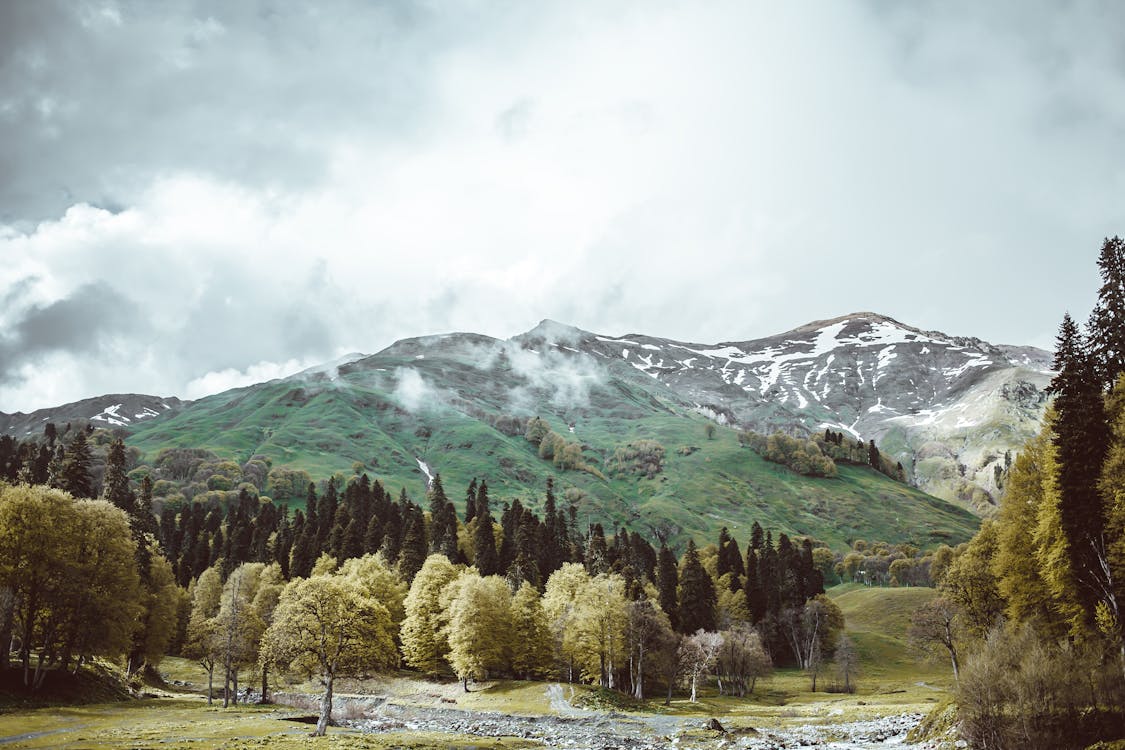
[0,583,950,748]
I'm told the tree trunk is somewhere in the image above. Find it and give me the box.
[665,675,675,706]
[260,664,269,704]
[690,674,698,703]
[633,652,644,700]
[948,646,960,683]
[316,672,334,736]
[231,668,238,705]
[206,665,214,705]
[462,676,469,693]
[222,663,230,708]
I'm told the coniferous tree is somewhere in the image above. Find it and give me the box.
[471,481,499,576]
[101,438,133,514]
[1049,313,1111,619]
[464,478,478,526]
[1089,236,1125,388]
[61,430,94,499]
[585,523,609,575]
[318,478,338,552]
[868,439,880,470]
[427,474,456,557]
[677,539,717,634]
[46,444,65,490]
[745,548,767,623]
[656,544,679,631]
[399,507,427,582]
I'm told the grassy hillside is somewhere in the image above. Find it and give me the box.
[829,583,949,685]
[127,342,981,550]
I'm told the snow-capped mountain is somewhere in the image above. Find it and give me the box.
[534,312,1051,512]
[0,394,184,438]
[2,313,1050,515]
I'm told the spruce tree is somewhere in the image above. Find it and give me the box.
[1049,313,1111,619]
[61,430,94,498]
[1089,236,1125,388]
[471,481,499,576]
[101,438,134,514]
[745,548,766,623]
[656,544,679,630]
[399,509,427,582]
[677,539,717,634]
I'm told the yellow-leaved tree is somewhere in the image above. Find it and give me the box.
[442,571,512,691]
[401,554,459,674]
[261,571,397,735]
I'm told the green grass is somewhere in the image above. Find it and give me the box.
[0,698,542,749]
[828,583,952,688]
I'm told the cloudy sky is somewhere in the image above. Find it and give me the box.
[1,1,1123,412]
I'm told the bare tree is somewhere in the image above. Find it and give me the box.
[833,634,859,693]
[908,596,963,682]
[682,630,724,703]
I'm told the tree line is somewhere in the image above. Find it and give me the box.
[909,237,1125,749]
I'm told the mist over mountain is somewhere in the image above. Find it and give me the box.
[0,312,1050,546]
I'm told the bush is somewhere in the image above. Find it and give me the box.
[956,624,1125,750]
[609,440,666,479]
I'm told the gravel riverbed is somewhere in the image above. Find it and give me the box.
[275,687,932,749]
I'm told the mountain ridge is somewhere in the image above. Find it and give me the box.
[1,313,1051,517]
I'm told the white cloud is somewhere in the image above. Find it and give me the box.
[1,1,1122,411]
[184,358,323,400]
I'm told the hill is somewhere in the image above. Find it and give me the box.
[121,321,980,549]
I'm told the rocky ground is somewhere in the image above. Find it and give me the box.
[276,688,930,750]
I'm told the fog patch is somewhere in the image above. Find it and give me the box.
[392,367,447,413]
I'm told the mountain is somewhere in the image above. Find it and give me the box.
[574,312,1052,513]
[0,393,184,439]
[4,313,1047,547]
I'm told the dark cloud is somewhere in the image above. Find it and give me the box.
[0,0,459,223]
[0,281,143,383]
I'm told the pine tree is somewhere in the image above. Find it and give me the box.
[868,439,880,470]
[318,479,338,552]
[1089,236,1125,388]
[427,474,455,556]
[585,524,609,575]
[399,508,428,582]
[464,478,478,526]
[61,430,94,498]
[471,481,498,576]
[745,548,767,623]
[656,544,679,630]
[1049,313,1111,620]
[101,438,134,514]
[677,539,717,634]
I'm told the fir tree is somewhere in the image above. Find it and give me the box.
[1089,236,1125,388]
[471,481,499,576]
[399,508,427,582]
[1049,313,1111,619]
[101,438,134,514]
[656,544,679,630]
[61,431,94,498]
[677,539,717,634]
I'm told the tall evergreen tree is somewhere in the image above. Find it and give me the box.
[399,508,427,582]
[61,430,94,498]
[656,544,679,630]
[745,547,766,623]
[1049,313,1112,619]
[1089,236,1125,388]
[101,438,134,514]
[427,474,456,557]
[677,539,717,634]
[471,481,499,576]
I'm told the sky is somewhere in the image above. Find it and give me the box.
[1,0,1123,412]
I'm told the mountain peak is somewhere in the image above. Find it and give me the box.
[517,319,589,344]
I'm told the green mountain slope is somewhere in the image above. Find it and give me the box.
[127,329,979,550]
